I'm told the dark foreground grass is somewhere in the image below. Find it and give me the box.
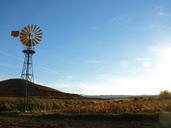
[0,112,171,128]
[40,113,159,122]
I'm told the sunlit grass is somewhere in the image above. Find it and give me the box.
[0,97,171,114]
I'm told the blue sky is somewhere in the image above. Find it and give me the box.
[0,0,171,95]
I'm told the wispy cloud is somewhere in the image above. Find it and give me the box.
[0,50,22,61]
[156,6,171,17]
[40,66,76,81]
[86,60,102,64]
[157,12,171,17]
[0,63,20,69]
[0,50,21,72]
[90,15,131,30]
[40,66,59,75]
[149,24,169,30]
[109,15,131,24]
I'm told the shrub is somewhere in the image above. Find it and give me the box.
[159,90,171,99]
[0,102,13,111]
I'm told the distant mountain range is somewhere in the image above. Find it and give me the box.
[0,79,83,99]
[84,95,132,99]
[84,94,157,99]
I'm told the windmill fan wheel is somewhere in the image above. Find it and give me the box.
[20,24,42,46]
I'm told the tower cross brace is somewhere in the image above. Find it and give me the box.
[21,48,35,82]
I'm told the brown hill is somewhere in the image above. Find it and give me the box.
[0,79,83,99]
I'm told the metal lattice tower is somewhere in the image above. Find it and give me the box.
[21,47,35,82]
[11,24,42,111]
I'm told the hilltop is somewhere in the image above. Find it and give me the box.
[0,79,83,99]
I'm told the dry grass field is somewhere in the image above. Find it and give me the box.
[0,97,171,113]
[0,98,171,128]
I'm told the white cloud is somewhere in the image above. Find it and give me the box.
[65,75,74,80]
[149,44,171,54]
[142,61,152,68]
[157,12,171,17]
[136,57,152,68]
[120,60,129,68]
[57,74,170,95]
[136,57,151,61]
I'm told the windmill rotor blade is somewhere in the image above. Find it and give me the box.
[35,29,42,33]
[35,33,42,37]
[23,27,28,33]
[21,39,28,45]
[20,36,27,40]
[30,40,34,46]
[35,33,42,36]
[35,35,42,39]
[21,31,27,35]
[31,24,34,31]
[20,37,27,41]
[20,24,42,46]
[32,25,38,32]
[35,37,41,41]
[20,32,27,37]
[34,26,40,32]
[35,32,42,35]
[32,38,39,44]
[32,25,37,32]
[31,40,36,45]
[29,39,37,46]
[27,25,31,32]
[20,36,28,41]
[20,31,26,34]
[33,38,40,44]
[33,40,37,46]
[25,26,30,32]
[36,36,42,39]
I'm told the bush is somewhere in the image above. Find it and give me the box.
[0,102,13,111]
[159,90,171,99]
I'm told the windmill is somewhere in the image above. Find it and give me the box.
[11,24,42,111]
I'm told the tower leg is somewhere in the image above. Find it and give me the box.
[21,48,35,112]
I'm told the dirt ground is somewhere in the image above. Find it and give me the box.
[0,113,171,128]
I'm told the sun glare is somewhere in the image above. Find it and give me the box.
[157,47,171,90]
